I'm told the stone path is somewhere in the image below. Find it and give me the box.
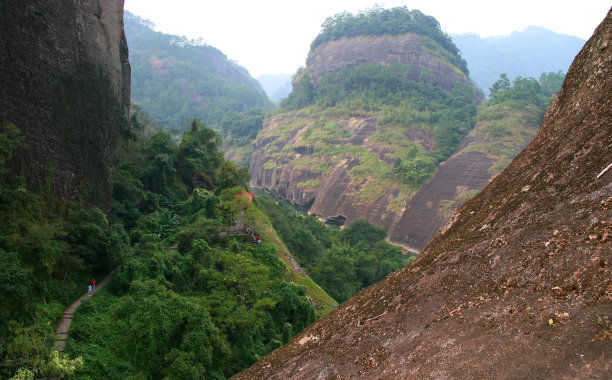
[53,270,115,351]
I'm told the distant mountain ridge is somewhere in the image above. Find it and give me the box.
[257,73,292,103]
[453,26,585,93]
[124,11,272,131]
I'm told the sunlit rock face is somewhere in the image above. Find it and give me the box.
[306,33,469,90]
[236,8,612,379]
[250,30,487,251]
[0,0,130,210]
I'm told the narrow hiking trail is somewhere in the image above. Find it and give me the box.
[53,270,115,351]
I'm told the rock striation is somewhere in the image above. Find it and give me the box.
[0,0,130,210]
[235,8,612,379]
[250,28,480,250]
[307,33,469,91]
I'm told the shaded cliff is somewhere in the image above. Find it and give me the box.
[235,8,612,379]
[388,97,545,249]
[0,0,130,210]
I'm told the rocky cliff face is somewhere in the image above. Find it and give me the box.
[0,0,130,210]
[235,8,612,379]
[387,103,541,249]
[250,31,478,250]
[306,33,468,91]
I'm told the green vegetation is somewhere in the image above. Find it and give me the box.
[0,124,122,379]
[0,113,335,379]
[488,71,564,110]
[125,12,272,141]
[297,179,321,189]
[257,197,415,303]
[311,6,468,75]
[469,71,565,175]
[270,61,478,205]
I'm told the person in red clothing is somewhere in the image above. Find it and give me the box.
[91,278,96,291]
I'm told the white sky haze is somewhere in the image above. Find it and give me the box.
[123,0,611,78]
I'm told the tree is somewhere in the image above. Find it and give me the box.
[489,73,511,97]
[177,119,223,191]
[342,218,387,249]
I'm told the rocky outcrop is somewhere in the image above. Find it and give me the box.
[250,106,536,251]
[306,33,469,91]
[0,0,130,210]
[235,8,612,379]
[388,150,495,249]
[251,28,484,250]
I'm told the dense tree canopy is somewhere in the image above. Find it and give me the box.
[256,197,415,303]
[0,114,324,379]
[488,71,565,114]
[125,11,272,134]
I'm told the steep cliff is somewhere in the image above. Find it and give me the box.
[235,8,612,379]
[0,0,130,210]
[307,33,469,91]
[250,8,480,250]
[388,98,544,249]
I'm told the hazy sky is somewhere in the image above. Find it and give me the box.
[123,0,610,78]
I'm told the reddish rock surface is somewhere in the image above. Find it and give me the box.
[306,33,469,91]
[251,30,535,251]
[388,150,495,249]
[234,9,612,379]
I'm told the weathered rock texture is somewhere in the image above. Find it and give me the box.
[235,8,612,379]
[307,33,468,90]
[387,111,541,249]
[251,32,481,250]
[0,0,130,210]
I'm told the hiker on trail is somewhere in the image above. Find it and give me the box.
[88,285,92,297]
[91,278,96,290]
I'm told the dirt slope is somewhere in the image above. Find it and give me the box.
[233,8,612,379]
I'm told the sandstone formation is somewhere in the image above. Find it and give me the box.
[387,109,541,249]
[306,33,469,91]
[252,25,549,251]
[250,29,481,250]
[235,8,612,379]
[0,0,130,210]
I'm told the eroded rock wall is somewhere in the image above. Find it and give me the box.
[251,31,479,248]
[235,8,612,379]
[306,33,468,91]
[0,0,130,210]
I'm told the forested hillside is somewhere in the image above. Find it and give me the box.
[0,113,344,378]
[453,26,584,93]
[257,197,414,303]
[124,11,272,138]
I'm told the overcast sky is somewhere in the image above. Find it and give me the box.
[123,0,610,78]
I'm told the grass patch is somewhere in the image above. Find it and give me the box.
[297,179,321,189]
[264,161,277,170]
